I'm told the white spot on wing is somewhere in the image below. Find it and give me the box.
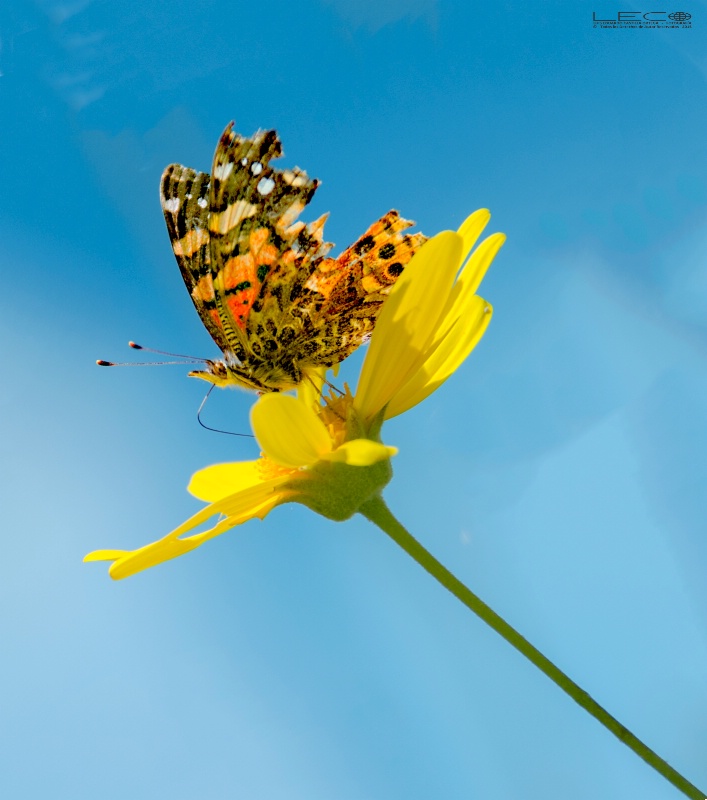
[257,177,275,196]
[282,170,308,188]
[210,200,258,234]
[213,161,234,180]
[251,161,263,175]
[163,197,180,213]
[197,197,208,209]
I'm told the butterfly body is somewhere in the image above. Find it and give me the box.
[160,123,426,392]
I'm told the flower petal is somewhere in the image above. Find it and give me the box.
[84,549,130,562]
[429,231,505,348]
[414,213,492,350]
[457,209,491,263]
[297,366,328,411]
[379,228,504,418]
[84,477,291,580]
[457,229,506,297]
[251,393,333,468]
[355,231,463,420]
[188,460,268,502]
[384,296,493,418]
[321,438,398,466]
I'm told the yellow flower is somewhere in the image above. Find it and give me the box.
[81,212,707,800]
[84,396,396,580]
[355,208,503,422]
[85,210,504,579]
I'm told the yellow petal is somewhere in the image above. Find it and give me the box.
[321,438,398,466]
[188,460,268,502]
[457,230,506,296]
[297,366,328,410]
[84,477,292,580]
[457,209,491,263]
[382,229,504,419]
[83,549,130,562]
[385,297,493,419]
[106,497,281,580]
[416,213,492,350]
[429,231,505,348]
[355,231,463,420]
[251,393,333,468]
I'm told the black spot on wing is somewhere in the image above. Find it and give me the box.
[379,243,396,259]
[355,235,375,255]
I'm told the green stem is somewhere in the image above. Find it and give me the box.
[359,494,705,800]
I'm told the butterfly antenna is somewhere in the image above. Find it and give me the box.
[324,377,345,396]
[127,341,206,361]
[197,385,255,438]
[301,371,344,399]
[96,340,206,367]
[96,359,203,367]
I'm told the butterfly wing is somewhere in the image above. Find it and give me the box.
[315,210,428,313]
[160,164,234,354]
[290,210,429,367]
[205,123,329,360]
[162,121,428,390]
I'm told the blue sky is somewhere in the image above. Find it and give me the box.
[1,1,706,798]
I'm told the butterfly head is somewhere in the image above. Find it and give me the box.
[188,358,297,393]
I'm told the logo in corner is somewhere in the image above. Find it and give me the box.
[592,10,692,28]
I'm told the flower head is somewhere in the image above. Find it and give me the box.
[85,211,504,579]
[355,208,503,422]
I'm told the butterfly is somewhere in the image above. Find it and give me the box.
[160,122,427,392]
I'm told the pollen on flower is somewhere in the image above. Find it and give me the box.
[256,455,296,480]
[319,386,355,448]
